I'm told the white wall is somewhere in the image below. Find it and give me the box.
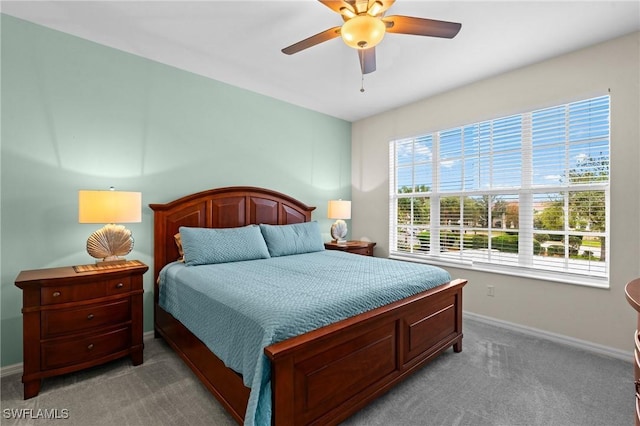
[351,32,640,352]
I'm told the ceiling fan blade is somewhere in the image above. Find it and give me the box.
[358,48,376,74]
[282,26,342,55]
[384,15,461,38]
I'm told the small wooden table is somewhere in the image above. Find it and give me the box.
[324,241,376,256]
[15,260,148,399]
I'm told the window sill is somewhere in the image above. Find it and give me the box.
[389,252,610,289]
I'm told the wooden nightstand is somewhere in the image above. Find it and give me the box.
[324,241,376,256]
[15,260,148,399]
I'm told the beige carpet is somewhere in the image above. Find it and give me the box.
[1,319,633,425]
[1,338,236,425]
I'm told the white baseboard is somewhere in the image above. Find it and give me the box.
[1,362,22,378]
[464,311,633,362]
[1,330,157,378]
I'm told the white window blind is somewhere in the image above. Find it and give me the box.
[389,95,610,284]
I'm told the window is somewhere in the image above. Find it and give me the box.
[389,95,610,285]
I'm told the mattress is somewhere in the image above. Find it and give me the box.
[159,249,451,425]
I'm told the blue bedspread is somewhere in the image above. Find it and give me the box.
[159,250,451,425]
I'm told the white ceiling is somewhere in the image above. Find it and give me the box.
[2,0,639,122]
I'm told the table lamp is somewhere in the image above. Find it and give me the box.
[78,188,142,265]
[328,199,351,244]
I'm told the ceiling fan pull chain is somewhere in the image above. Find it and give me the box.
[359,52,366,93]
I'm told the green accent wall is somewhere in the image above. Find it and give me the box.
[0,15,351,367]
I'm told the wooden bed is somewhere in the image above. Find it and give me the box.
[150,186,467,425]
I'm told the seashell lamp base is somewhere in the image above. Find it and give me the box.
[86,223,135,264]
[330,219,348,243]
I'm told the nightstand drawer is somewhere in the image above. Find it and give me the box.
[106,277,131,295]
[41,326,131,370]
[41,282,106,305]
[348,246,373,256]
[41,299,131,338]
[40,276,132,305]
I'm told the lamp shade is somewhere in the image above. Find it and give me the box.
[328,200,351,220]
[79,190,142,224]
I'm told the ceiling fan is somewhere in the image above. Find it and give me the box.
[282,0,462,75]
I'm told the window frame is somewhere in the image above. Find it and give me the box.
[389,96,610,288]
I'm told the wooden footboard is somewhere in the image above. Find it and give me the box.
[155,278,465,425]
[265,278,466,425]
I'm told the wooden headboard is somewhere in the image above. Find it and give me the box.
[148,186,316,285]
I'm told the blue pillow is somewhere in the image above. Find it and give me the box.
[259,222,325,257]
[179,225,270,266]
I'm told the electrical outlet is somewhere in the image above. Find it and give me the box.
[487,285,495,297]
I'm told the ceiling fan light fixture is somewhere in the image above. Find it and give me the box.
[367,1,384,17]
[340,6,356,19]
[341,15,386,49]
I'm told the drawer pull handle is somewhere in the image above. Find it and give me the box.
[87,344,94,350]
[87,314,94,320]
[116,283,124,289]
[52,291,61,297]
[635,379,640,397]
